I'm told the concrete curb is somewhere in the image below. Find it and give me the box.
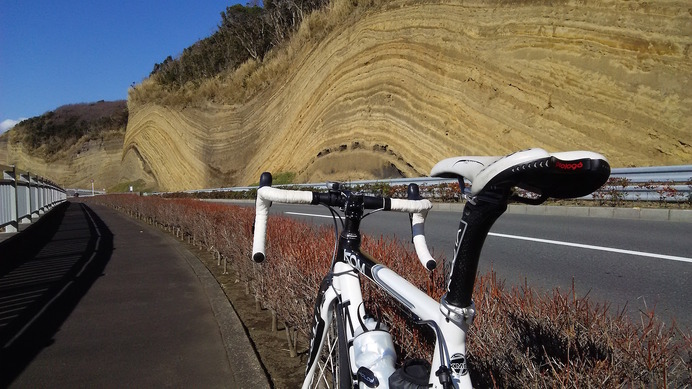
[82,203,271,388]
[430,202,692,222]
[116,202,269,387]
[177,244,271,389]
[204,198,691,222]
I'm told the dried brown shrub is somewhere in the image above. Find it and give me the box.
[88,195,691,387]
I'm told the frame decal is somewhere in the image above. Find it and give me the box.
[450,353,468,376]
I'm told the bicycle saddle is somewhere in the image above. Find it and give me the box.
[431,148,611,199]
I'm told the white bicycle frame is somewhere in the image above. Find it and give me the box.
[253,148,610,389]
[252,184,473,388]
[305,255,474,389]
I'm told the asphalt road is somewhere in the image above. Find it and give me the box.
[266,203,692,330]
[0,202,267,388]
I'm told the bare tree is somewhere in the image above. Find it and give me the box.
[220,4,270,61]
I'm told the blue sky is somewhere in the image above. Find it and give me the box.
[1,0,243,134]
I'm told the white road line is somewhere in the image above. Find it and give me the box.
[285,211,334,219]
[283,211,692,264]
[489,232,692,264]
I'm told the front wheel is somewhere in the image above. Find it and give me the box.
[306,304,352,388]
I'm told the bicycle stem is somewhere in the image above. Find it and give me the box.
[343,194,364,238]
[445,195,507,308]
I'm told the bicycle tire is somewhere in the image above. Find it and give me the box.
[307,304,352,389]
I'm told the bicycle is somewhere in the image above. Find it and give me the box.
[252,148,610,389]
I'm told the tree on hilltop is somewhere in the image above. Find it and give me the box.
[149,0,329,90]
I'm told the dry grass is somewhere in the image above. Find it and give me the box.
[128,0,393,110]
[88,194,692,387]
[129,0,583,114]
[164,178,691,209]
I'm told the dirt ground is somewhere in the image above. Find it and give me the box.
[188,244,309,388]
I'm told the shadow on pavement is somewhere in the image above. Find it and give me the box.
[0,201,114,386]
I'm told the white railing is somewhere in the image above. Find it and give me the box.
[0,164,67,234]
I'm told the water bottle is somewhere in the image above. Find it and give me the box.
[353,318,397,388]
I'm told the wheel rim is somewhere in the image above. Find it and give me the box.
[308,308,350,389]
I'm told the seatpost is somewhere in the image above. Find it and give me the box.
[445,194,507,308]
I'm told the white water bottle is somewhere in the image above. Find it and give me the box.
[353,318,397,388]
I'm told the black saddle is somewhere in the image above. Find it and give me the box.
[431,148,611,201]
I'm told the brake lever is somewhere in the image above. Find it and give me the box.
[407,184,421,243]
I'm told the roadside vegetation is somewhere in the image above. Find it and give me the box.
[7,101,128,160]
[87,194,692,387]
[129,0,387,109]
[107,179,151,194]
[160,177,692,208]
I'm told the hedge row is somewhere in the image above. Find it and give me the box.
[160,177,691,207]
[86,195,691,387]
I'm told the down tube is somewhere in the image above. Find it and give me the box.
[371,265,473,389]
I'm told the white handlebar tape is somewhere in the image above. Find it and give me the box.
[390,198,432,213]
[252,187,313,262]
[388,199,437,270]
[411,210,436,270]
[252,187,435,270]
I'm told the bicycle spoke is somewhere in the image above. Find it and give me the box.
[308,311,344,389]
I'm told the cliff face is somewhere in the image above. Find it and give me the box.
[124,0,690,191]
[0,132,155,191]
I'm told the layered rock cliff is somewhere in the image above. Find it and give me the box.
[125,0,691,191]
[36,0,692,192]
[1,101,155,190]
[0,131,155,191]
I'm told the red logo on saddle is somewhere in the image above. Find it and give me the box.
[555,161,583,170]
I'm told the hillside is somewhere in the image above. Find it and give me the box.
[1,101,155,190]
[5,0,689,193]
[124,0,692,192]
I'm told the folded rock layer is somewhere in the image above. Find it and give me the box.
[124,0,691,191]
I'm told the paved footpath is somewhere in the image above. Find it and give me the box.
[0,201,268,388]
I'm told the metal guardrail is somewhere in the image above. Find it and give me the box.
[610,165,692,183]
[178,165,691,202]
[64,188,107,197]
[605,184,689,202]
[1,164,67,233]
[596,165,691,202]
